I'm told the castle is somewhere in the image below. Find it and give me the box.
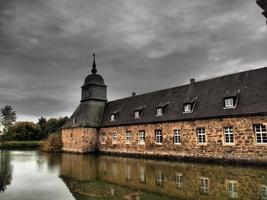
[62,55,267,163]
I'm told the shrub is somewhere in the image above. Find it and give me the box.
[40,133,62,152]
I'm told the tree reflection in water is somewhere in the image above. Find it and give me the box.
[0,151,12,193]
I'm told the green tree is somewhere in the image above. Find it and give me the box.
[9,122,39,141]
[1,105,16,143]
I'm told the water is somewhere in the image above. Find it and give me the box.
[0,150,267,200]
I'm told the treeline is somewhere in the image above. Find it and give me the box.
[1,105,68,141]
[5,117,68,141]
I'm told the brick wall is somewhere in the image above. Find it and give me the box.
[98,116,267,162]
[62,127,97,153]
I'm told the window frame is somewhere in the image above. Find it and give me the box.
[139,130,145,145]
[199,177,209,195]
[226,180,238,199]
[224,126,234,145]
[134,110,141,119]
[224,97,235,108]
[261,185,267,200]
[173,129,181,145]
[112,132,117,144]
[197,128,206,144]
[175,172,183,189]
[101,132,107,144]
[155,129,163,145]
[254,124,267,145]
[183,103,192,113]
[125,131,132,144]
[110,114,116,121]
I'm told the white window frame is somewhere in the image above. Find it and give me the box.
[174,129,181,144]
[175,172,183,189]
[224,127,234,144]
[224,98,235,108]
[139,131,145,144]
[134,111,140,118]
[197,128,206,144]
[254,124,267,144]
[125,131,131,144]
[110,114,115,121]
[155,129,163,144]
[184,104,192,113]
[156,107,163,116]
[227,180,238,199]
[261,185,267,200]
[112,132,117,144]
[199,177,209,195]
[139,166,146,183]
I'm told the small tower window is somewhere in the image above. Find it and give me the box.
[134,105,145,119]
[72,118,77,124]
[223,90,240,109]
[110,110,121,122]
[156,102,169,116]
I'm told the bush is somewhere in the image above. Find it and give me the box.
[40,133,62,152]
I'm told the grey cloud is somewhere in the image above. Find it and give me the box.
[0,0,266,121]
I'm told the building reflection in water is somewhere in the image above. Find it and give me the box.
[0,151,12,193]
[59,154,267,200]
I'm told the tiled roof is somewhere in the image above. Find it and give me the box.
[100,67,267,127]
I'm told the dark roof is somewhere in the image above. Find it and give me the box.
[83,73,106,86]
[100,67,267,127]
[257,0,267,20]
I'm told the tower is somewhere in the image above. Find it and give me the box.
[61,54,107,153]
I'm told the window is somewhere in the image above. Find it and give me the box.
[139,131,145,144]
[155,129,163,144]
[184,104,192,113]
[156,170,164,187]
[227,180,238,199]
[197,128,206,144]
[175,173,183,189]
[72,118,77,124]
[261,185,267,200]
[101,133,107,144]
[125,131,131,144]
[254,124,267,144]
[110,114,116,121]
[224,127,234,144]
[174,130,181,144]
[199,177,209,195]
[156,107,163,116]
[112,132,117,144]
[134,111,140,118]
[139,166,146,183]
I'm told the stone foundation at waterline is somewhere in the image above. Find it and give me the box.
[61,128,97,153]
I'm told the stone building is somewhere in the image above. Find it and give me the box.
[62,55,267,163]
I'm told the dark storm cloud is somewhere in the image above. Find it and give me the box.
[0,0,266,121]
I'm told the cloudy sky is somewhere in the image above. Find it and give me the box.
[0,0,266,122]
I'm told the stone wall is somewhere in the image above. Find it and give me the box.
[98,116,267,162]
[62,127,97,153]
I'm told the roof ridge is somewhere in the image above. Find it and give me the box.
[107,66,267,104]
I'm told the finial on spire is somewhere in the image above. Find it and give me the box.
[91,53,97,74]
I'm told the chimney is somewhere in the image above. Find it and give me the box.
[190,78,195,85]
[132,92,136,97]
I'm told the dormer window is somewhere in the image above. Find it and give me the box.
[110,109,121,121]
[223,90,240,109]
[110,114,116,121]
[134,105,145,119]
[224,98,234,108]
[135,111,141,118]
[183,97,197,114]
[156,107,163,116]
[184,104,192,113]
[156,101,169,116]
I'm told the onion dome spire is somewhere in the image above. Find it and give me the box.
[91,53,97,74]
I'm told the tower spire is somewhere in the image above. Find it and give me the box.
[91,53,97,74]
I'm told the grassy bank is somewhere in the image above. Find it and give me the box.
[0,141,43,149]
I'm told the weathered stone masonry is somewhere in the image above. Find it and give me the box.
[61,57,267,163]
[98,116,267,161]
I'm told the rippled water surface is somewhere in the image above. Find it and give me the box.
[0,150,267,200]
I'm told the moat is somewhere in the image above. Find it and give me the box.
[1,150,267,200]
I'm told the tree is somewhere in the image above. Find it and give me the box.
[9,122,38,141]
[1,105,16,143]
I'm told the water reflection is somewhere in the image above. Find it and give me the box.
[0,151,12,193]
[59,154,267,200]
